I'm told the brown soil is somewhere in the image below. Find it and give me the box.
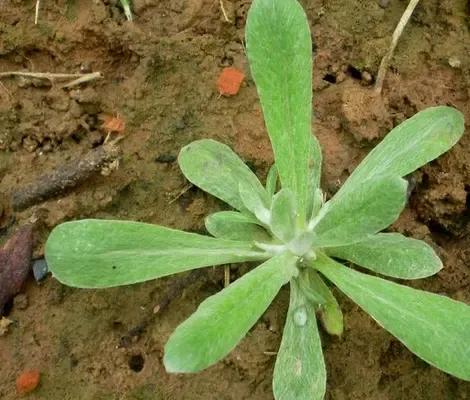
[1,0,470,399]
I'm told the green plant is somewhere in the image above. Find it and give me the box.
[45,0,470,398]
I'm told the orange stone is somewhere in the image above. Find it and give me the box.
[16,370,40,394]
[217,67,245,96]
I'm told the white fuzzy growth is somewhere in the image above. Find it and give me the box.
[293,306,307,326]
[255,207,272,226]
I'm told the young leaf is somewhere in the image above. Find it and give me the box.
[273,279,326,400]
[239,181,271,224]
[205,211,270,242]
[246,0,314,222]
[336,107,464,199]
[326,233,442,279]
[312,176,407,247]
[298,268,343,336]
[45,219,268,288]
[266,164,278,198]
[178,139,268,212]
[270,189,297,242]
[164,252,298,373]
[314,255,470,381]
[307,136,323,219]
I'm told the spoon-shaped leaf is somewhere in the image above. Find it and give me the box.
[337,106,464,199]
[239,180,271,224]
[246,0,315,222]
[273,279,326,400]
[270,189,297,242]
[326,233,442,279]
[307,137,323,219]
[312,175,407,247]
[45,219,268,288]
[164,252,298,373]
[205,211,270,242]
[314,255,470,381]
[178,139,268,212]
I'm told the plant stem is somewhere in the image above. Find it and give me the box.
[374,0,420,94]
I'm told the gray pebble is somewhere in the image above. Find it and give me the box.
[33,258,49,282]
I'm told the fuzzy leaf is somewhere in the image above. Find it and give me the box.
[239,181,271,224]
[307,136,323,219]
[266,164,278,198]
[315,255,470,381]
[246,0,315,222]
[337,107,464,199]
[164,252,298,373]
[326,233,442,279]
[270,189,297,242]
[45,220,268,288]
[273,279,326,400]
[205,211,270,242]
[178,139,268,212]
[312,176,407,247]
[298,268,343,336]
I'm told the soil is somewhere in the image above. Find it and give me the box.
[1,0,470,399]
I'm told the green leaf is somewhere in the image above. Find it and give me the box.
[45,219,268,288]
[312,176,407,247]
[205,211,270,242]
[273,279,326,400]
[178,139,268,212]
[164,252,298,373]
[326,233,442,279]
[270,189,297,242]
[298,268,343,336]
[246,0,314,222]
[314,255,470,381]
[266,164,278,198]
[337,106,464,199]
[307,136,323,219]
[239,181,271,224]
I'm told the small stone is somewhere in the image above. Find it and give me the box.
[32,259,49,282]
[361,70,374,85]
[217,67,245,96]
[448,56,461,68]
[41,140,53,153]
[16,370,40,394]
[22,137,39,153]
[69,101,83,118]
[80,62,92,74]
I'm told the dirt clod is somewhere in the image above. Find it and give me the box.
[0,226,34,315]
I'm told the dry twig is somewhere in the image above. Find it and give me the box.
[35,0,40,25]
[375,0,420,94]
[11,142,121,211]
[0,71,103,88]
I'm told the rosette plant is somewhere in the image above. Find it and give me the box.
[45,0,470,398]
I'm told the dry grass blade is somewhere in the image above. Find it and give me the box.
[375,0,420,94]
